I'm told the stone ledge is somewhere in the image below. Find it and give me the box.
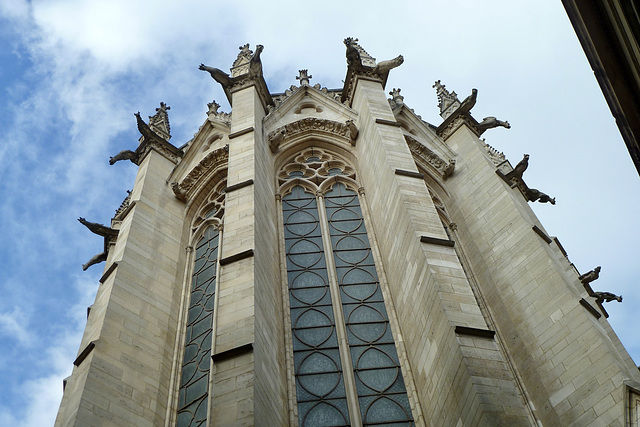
[99,262,118,284]
[375,118,402,127]
[454,326,495,339]
[224,179,254,194]
[212,343,253,363]
[579,298,602,319]
[219,249,254,266]
[228,127,254,139]
[532,225,552,244]
[73,341,97,367]
[395,169,425,180]
[420,235,455,247]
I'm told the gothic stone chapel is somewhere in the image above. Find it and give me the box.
[56,39,640,426]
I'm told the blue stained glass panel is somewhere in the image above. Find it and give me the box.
[324,183,414,425]
[177,226,219,427]
[283,186,350,426]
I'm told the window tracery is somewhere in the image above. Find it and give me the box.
[279,148,414,426]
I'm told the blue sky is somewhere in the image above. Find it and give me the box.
[1,1,639,424]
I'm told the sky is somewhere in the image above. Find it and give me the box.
[0,0,638,424]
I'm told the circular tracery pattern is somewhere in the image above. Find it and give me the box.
[278,148,356,190]
[191,178,226,235]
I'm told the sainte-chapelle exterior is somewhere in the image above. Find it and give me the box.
[55,39,640,426]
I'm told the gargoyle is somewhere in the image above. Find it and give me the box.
[135,112,165,144]
[268,129,285,153]
[373,55,404,75]
[248,45,264,79]
[477,116,511,133]
[443,160,456,179]
[346,120,358,144]
[78,217,119,271]
[82,252,108,271]
[344,37,362,68]
[593,291,622,304]
[199,64,234,87]
[525,188,556,205]
[505,154,529,180]
[579,266,601,285]
[109,149,138,165]
[78,217,118,237]
[458,88,478,114]
[171,182,187,202]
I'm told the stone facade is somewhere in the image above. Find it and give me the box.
[56,40,640,426]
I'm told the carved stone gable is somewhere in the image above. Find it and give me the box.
[148,102,171,141]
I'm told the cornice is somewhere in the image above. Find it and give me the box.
[436,113,481,141]
[267,118,355,153]
[405,134,455,179]
[137,138,184,165]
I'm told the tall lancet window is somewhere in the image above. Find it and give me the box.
[176,180,226,427]
[279,149,414,426]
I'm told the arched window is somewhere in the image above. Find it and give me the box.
[279,148,414,426]
[176,180,226,426]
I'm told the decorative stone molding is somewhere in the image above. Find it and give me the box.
[405,134,455,179]
[269,83,343,115]
[436,114,478,140]
[484,141,507,166]
[113,190,132,220]
[137,138,183,165]
[172,145,229,201]
[268,118,353,153]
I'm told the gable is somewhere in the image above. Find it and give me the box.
[264,85,357,135]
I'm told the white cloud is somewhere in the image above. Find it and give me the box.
[0,276,97,427]
[0,306,31,346]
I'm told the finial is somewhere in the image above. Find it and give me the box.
[389,88,403,105]
[296,69,312,86]
[156,102,170,113]
[238,43,251,55]
[433,80,461,119]
[207,100,221,115]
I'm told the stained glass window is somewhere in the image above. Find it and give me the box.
[282,181,414,426]
[177,226,219,426]
[325,184,413,425]
[283,186,351,426]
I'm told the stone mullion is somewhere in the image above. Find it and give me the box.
[316,193,363,427]
[275,194,299,427]
[164,244,196,427]
[356,188,425,426]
